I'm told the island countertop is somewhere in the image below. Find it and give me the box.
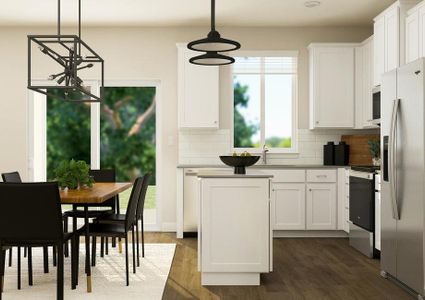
[178,164,349,169]
[197,169,273,178]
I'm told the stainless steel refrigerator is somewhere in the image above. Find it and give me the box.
[381,58,425,299]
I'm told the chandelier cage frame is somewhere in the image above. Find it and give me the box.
[27,0,104,103]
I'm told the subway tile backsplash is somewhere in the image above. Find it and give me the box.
[178,128,378,165]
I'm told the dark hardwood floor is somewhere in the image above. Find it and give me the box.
[144,233,413,300]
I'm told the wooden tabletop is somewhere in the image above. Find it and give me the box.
[60,182,132,204]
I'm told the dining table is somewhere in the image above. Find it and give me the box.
[59,182,132,292]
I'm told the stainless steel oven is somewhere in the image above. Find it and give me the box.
[349,168,377,258]
[372,86,381,125]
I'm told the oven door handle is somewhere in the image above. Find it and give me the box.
[389,98,400,220]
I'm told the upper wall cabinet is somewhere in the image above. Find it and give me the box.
[355,37,378,129]
[373,0,421,86]
[177,44,219,129]
[406,1,425,64]
[308,44,356,129]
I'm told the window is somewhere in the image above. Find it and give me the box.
[233,53,298,153]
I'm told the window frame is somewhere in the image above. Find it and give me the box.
[231,50,299,154]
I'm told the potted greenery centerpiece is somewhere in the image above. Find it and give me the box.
[368,139,381,166]
[54,159,94,190]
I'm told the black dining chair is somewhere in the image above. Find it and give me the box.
[80,177,143,286]
[0,182,78,300]
[63,169,120,257]
[94,173,150,267]
[1,171,53,285]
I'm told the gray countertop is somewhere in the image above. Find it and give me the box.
[177,164,349,169]
[197,170,273,178]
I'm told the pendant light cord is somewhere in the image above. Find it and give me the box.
[211,0,215,31]
[78,0,82,54]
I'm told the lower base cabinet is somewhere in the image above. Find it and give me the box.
[272,183,306,230]
[306,183,337,230]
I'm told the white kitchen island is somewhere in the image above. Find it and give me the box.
[197,170,273,286]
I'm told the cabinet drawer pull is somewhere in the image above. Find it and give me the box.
[316,175,327,178]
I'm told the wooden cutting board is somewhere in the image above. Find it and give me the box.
[341,134,380,166]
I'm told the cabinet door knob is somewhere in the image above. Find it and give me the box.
[309,189,312,192]
[316,121,319,124]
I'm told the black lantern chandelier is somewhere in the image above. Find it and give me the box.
[28,0,104,102]
[188,0,241,66]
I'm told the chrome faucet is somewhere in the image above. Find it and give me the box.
[262,145,269,165]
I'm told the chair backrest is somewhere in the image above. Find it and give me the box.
[1,171,22,183]
[89,169,115,182]
[89,169,116,207]
[125,177,143,230]
[0,182,64,244]
[136,173,151,221]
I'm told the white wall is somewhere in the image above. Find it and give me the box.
[0,26,371,230]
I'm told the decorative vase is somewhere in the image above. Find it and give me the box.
[372,157,381,166]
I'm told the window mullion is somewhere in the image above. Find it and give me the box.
[260,57,266,148]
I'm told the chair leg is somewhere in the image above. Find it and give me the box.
[100,237,104,258]
[57,243,64,300]
[28,247,33,286]
[17,247,21,290]
[136,221,140,267]
[75,235,80,286]
[91,236,96,267]
[64,216,69,258]
[43,246,49,273]
[70,237,76,290]
[24,247,27,258]
[131,227,136,274]
[141,216,145,258]
[1,243,5,294]
[8,248,12,267]
[53,246,57,267]
[125,236,129,286]
[105,238,109,255]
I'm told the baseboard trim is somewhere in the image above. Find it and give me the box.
[273,230,348,238]
[161,222,177,232]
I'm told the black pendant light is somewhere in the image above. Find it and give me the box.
[188,0,240,65]
[189,51,235,66]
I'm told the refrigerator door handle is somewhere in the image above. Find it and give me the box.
[389,98,400,220]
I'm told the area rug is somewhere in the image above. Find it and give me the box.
[2,243,176,300]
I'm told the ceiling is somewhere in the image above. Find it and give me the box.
[0,0,395,27]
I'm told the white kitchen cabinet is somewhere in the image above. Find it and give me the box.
[406,9,419,63]
[308,44,356,129]
[355,37,377,129]
[374,1,420,86]
[405,2,425,63]
[272,183,306,230]
[374,16,386,86]
[385,5,400,71]
[306,183,337,230]
[177,44,219,129]
[199,176,271,285]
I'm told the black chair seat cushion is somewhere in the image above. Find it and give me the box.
[95,214,126,224]
[83,223,127,236]
[63,209,115,219]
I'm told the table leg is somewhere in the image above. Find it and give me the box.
[84,206,92,293]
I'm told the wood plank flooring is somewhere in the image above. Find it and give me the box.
[144,233,413,300]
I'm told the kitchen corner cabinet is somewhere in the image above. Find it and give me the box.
[306,183,337,230]
[177,44,219,129]
[374,0,420,86]
[272,183,306,230]
[308,44,356,129]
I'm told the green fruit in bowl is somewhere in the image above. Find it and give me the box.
[232,152,238,157]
